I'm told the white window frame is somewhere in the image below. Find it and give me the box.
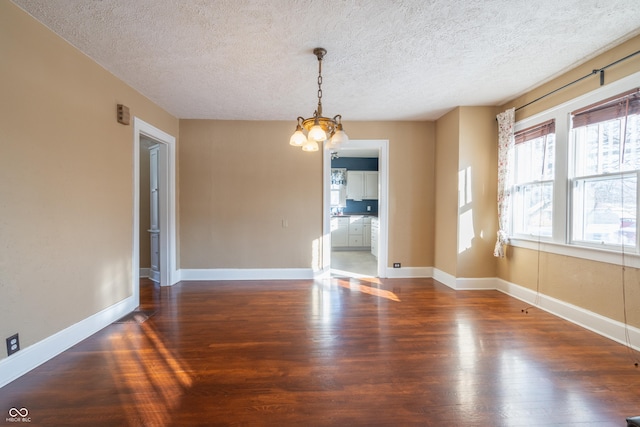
[509,71,640,268]
[511,124,556,240]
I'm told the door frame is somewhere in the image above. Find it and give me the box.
[132,118,178,305]
[322,139,389,277]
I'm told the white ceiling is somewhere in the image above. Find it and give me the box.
[11,0,640,122]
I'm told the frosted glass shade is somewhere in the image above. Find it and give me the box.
[330,129,349,146]
[289,130,307,146]
[302,140,319,152]
[308,124,328,142]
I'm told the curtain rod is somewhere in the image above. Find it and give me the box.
[514,49,640,112]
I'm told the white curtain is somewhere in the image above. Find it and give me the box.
[494,108,515,258]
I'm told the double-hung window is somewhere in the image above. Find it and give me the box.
[512,120,556,237]
[570,89,640,248]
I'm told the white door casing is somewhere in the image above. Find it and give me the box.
[323,140,389,278]
[132,118,178,306]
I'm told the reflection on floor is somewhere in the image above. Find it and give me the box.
[331,250,378,277]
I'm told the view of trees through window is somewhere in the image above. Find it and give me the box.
[511,87,640,252]
[572,112,640,247]
[512,125,555,237]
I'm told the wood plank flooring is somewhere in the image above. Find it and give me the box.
[2,277,640,426]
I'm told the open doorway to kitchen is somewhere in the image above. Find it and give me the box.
[323,140,389,278]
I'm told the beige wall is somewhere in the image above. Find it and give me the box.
[497,34,640,327]
[178,120,435,270]
[0,2,178,359]
[179,120,323,269]
[505,35,640,122]
[347,121,435,268]
[457,107,498,278]
[434,107,498,278]
[434,109,460,276]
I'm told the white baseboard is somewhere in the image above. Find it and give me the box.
[179,266,434,281]
[431,269,640,350]
[179,268,314,281]
[139,267,150,278]
[0,296,136,388]
[432,269,496,290]
[385,266,432,278]
[454,276,499,290]
[494,278,640,351]
[432,268,457,288]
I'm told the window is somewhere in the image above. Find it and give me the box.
[570,89,640,248]
[330,168,347,210]
[508,75,640,264]
[512,120,555,237]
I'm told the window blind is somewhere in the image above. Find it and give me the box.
[514,119,555,145]
[571,88,640,128]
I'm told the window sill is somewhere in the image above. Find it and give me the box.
[509,237,640,268]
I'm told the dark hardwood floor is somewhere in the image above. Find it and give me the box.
[2,277,640,426]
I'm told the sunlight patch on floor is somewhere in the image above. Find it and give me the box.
[335,277,401,302]
[107,322,192,425]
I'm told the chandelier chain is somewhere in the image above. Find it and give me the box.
[317,57,323,106]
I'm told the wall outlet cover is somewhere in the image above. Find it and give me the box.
[393,263,401,268]
[6,333,19,356]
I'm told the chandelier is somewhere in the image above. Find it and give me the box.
[289,48,349,152]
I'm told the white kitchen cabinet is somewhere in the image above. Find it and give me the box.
[364,171,379,200]
[331,217,349,247]
[348,216,364,246]
[363,217,371,246]
[332,215,374,249]
[346,171,364,201]
[371,217,379,257]
[346,171,378,201]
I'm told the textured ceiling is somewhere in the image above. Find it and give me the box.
[11,0,640,121]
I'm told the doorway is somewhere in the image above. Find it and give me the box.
[139,139,160,283]
[132,118,177,307]
[323,140,389,278]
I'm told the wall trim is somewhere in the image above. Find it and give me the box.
[431,269,640,350]
[385,266,432,279]
[0,296,136,388]
[139,268,150,278]
[133,118,179,292]
[494,278,640,351]
[179,268,314,281]
[323,140,390,279]
[455,276,499,290]
[432,268,456,288]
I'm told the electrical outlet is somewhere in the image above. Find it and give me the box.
[6,333,19,356]
[393,262,401,268]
